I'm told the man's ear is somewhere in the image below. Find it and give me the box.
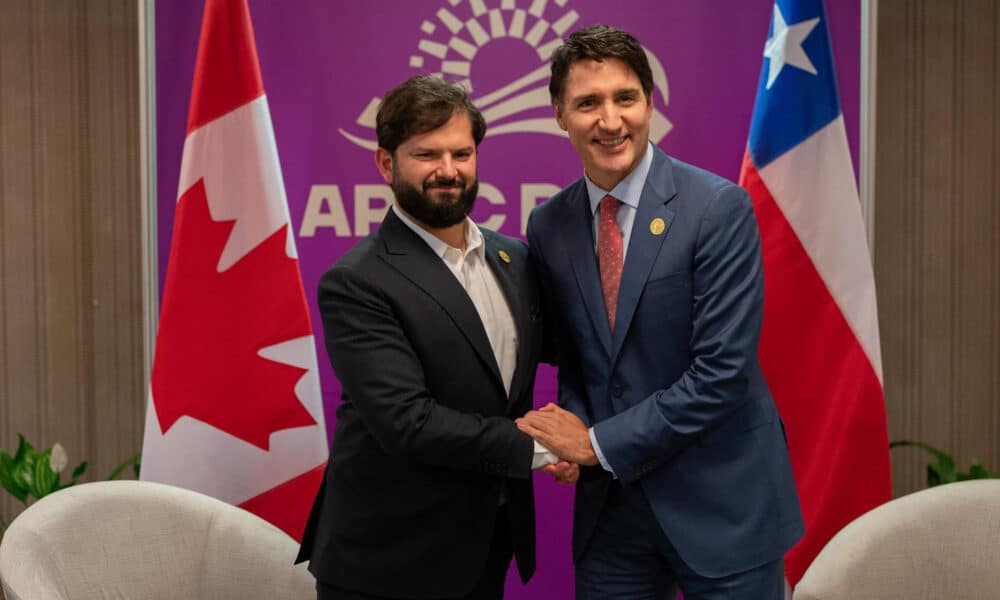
[374,148,393,184]
[554,103,568,132]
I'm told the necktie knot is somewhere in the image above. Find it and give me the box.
[600,195,622,222]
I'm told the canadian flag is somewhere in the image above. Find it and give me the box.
[141,0,327,542]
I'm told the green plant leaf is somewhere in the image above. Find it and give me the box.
[892,440,997,487]
[891,440,959,487]
[70,461,88,482]
[2,436,141,506]
[890,440,954,463]
[55,461,89,492]
[12,434,32,464]
[107,454,140,481]
[964,459,992,480]
[0,444,28,504]
[0,455,28,503]
[30,449,59,499]
[14,452,36,494]
[28,452,47,498]
[927,462,956,487]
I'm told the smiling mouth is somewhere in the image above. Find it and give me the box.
[426,178,464,191]
[595,136,627,147]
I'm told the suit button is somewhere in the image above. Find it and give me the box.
[612,385,623,398]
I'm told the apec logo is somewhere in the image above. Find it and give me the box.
[300,0,672,240]
[337,0,672,150]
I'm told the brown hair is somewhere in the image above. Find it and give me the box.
[375,76,486,153]
[549,25,654,106]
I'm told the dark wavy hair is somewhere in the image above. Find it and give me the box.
[549,25,654,106]
[375,76,486,153]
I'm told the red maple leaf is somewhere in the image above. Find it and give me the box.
[152,178,316,450]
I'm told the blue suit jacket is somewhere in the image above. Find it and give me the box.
[526,146,803,578]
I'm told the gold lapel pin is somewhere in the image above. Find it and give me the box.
[650,217,666,236]
[498,250,511,264]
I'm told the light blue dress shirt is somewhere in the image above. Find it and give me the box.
[582,141,655,476]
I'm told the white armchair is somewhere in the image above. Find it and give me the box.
[794,479,1000,600]
[0,480,315,599]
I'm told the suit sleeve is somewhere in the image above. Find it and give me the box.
[320,264,534,479]
[592,184,765,483]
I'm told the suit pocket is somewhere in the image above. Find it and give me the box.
[645,269,691,287]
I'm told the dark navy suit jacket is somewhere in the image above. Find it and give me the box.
[527,145,804,577]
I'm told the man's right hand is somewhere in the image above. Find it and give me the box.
[540,460,579,484]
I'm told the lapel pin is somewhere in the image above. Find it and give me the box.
[650,217,666,236]
[498,250,511,264]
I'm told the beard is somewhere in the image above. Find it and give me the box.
[392,170,478,229]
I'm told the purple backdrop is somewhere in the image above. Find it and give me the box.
[156,1,859,596]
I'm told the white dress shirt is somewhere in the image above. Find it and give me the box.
[393,205,557,469]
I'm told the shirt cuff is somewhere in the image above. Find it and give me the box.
[531,440,559,469]
[589,428,617,477]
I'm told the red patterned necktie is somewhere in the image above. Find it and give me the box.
[598,195,623,331]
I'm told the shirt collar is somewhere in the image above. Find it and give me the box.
[585,140,655,215]
[392,204,484,260]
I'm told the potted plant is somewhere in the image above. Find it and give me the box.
[890,440,995,487]
[0,434,140,536]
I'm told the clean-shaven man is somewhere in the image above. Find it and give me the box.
[520,25,804,600]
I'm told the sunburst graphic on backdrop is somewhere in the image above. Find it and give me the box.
[339,0,671,151]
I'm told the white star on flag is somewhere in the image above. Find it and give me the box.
[763,3,821,89]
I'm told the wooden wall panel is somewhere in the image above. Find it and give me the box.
[0,0,143,529]
[84,0,144,480]
[0,5,40,497]
[953,0,997,494]
[1,2,51,527]
[995,0,1000,478]
[874,0,918,497]
[876,0,1000,497]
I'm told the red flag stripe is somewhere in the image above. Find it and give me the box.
[187,0,264,134]
[741,151,891,584]
[239,463,326,542]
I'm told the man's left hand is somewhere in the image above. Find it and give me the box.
[517,403,599,466]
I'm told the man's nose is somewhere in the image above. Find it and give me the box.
[598,103,621,130]
[436,155,457,179]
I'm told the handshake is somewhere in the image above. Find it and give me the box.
[516,403,600,485]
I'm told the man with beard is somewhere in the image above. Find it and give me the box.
[296,75,567,600]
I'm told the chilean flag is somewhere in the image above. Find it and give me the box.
[738,0,892,587]
[141,0,327,542]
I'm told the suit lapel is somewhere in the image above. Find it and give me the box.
[563,182,613,357]
[378,211,504,391]
[482,233,529,408]
[611,149,678,361]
